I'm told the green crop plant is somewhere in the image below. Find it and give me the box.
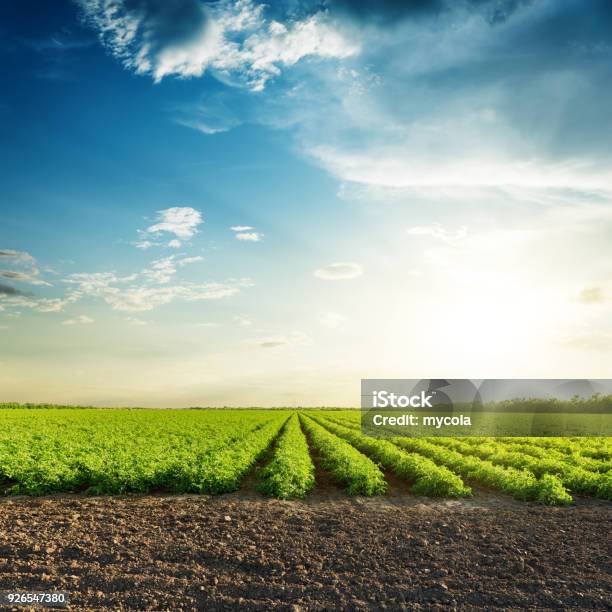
[390,437,572,505]
[299,415,386,496]
[257,414,315,499]
[310,415,471,498]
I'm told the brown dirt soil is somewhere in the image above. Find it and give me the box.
[0,493,609,611]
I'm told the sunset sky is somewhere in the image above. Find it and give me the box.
[1,0,611,406]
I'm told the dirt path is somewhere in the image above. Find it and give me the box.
[0,494,609,610]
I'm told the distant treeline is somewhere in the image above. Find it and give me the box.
[444,395,612,414]
[0,403,356,411]
[0,403,121,410]
[3,398,608,413]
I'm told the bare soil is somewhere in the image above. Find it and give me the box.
[0,492,609,611]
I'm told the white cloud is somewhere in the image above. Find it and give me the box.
[235,232,263,242]
[311,147,612,191]
[0,244,237,317]
[314,262,362,280]
[2,295,73,313]
[140,207,203,248]
[142,254,202,284]
[178,256,204,266]
[0,249,52,286]
[175,118,232,135]
[79,0,359,90]
[230,225,263,241]
[318,312,347,329]
[0,249,35,265]
[234,315,252,327]
[143,256,177,284]
[35,298,72,312]
[62,315,95,326]
[135,240,154,250]
[65,270,252,313]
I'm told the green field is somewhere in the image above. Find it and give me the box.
[0,407,610,505]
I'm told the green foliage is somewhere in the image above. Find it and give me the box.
[390,437,573,505]
[429,438,608,497]
[309,415,471,498]
[257,414,315,499]
[0,407,607,504]
[299,415,386,496]
[497,436,612,461]
[463,438,610,473]
[0,409,288,495]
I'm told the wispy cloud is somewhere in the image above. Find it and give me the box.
[235,232,262,242]
[1,278,73,313]
[136,207,203,249]
[0,249,51,286]
[0,249,35,264]
[230,225,263,241]
[174,93,242,135]
[1,218,248,317]
[0,283,27,296]
[175,118,232,135]
[142,254,203,284]
[78,0,358,90]
[314,262,362,280]
[64,267,252,312]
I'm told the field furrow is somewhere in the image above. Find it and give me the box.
[195,416,289,494]
[310,415,471,497]
[389,437,573,504]
[298,415,386,495]
[428,437,611,499]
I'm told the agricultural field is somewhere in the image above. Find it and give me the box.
[0,406,610,505]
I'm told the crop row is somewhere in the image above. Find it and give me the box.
[428,437,611,499]
[323,414,610,501]
[496,436,611,460]
[388,437,572,504]
[0,409,286,495]
[309,415,471,497]
[299,415,387,495]
[0,409,608,504]
[257,414,315,499]
[457,437,610,473]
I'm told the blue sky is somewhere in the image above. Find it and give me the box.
[1,0,611,406]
